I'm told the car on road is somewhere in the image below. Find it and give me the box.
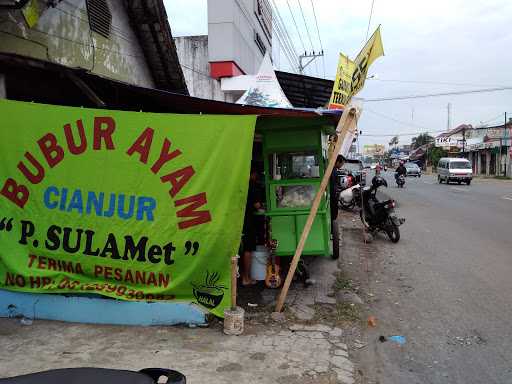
[437,157,473,185]
[405,162,421,177]
[341,159,367,186]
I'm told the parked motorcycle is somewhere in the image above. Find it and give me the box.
[359,176,405,243]
[338,183,360,210]
[395,173,406,188]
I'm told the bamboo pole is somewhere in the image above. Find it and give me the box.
[231,256,238,310]
[275,106,360,313]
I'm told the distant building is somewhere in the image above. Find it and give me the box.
[465,122,511,177]
[434,123,511,177]
[174,0,333,107]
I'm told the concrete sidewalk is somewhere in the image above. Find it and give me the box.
[0,258,356,384]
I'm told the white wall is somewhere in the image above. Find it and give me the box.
[207,0,271,74]
[175,35,236,102]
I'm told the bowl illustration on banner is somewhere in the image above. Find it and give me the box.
[192,271,226,309]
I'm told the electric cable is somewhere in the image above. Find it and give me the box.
[364,86,512,102]
[309,0,325,78]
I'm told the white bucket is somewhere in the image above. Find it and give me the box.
[251,246,269,281]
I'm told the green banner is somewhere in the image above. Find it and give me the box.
[0,100,256,317]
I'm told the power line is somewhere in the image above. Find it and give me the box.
[365,0,376,42]
[364,86,512,102]
[270,0,300,71]
[286,0,306,53]
[362,131,445,137]
[370,78,506,88]
[309,0,325,78]
[479,113,506,125]
[365,108,434,131]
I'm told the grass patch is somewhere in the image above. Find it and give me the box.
[333,271,353,291]
[335,303,361,322]
[312,303,361,325]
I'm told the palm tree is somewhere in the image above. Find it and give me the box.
[389,136,399,147]
[411,133,434,149]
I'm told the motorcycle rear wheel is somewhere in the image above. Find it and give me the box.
[386,220,400,243]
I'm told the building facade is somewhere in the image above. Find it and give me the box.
[0,0,188,98]
[466,123,511,177]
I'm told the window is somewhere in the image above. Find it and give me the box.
[449,161,471,169]
[269,152,320,180]
[254,31,267,56]
[276,185,316,209]
[86,0,112,39]
[254,0,272,42]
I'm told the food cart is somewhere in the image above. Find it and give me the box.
[256,116,339,261]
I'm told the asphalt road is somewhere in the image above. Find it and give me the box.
[347,172,512,384]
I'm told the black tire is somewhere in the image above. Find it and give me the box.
[339,199,355,211]
[331,219,340,259]
[446,178,450,185]
[386,220,400,243]
[438,175,442,184]
[466,180,471,185]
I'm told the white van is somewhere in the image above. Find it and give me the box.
[437,158,473,185]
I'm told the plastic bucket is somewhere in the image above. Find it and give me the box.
[251,246,269,281]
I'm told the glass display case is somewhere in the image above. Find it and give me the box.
[261,126,335,258]
[269,152,320,180]
[275,184,316,209]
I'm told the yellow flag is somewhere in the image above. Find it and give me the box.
[351,26,384,96]
[328,26,384,109]
[328,53,356,109]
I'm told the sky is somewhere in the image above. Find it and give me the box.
[164,0,512,148]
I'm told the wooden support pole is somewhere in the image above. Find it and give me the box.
[275,106,360,313]
[231,256,238,310]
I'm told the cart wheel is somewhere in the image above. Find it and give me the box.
[331,219,340,260]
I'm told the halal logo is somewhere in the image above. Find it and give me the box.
[192,271,226,309]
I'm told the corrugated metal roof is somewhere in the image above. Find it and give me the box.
[276,70,334,108]
[124,0,188,95]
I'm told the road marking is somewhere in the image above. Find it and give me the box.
[502,195,512,201]
[423,181,435,185]
[450,187,467,192]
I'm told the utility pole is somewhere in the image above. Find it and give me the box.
[462,126,466,155]
[447,103,452,131]
[502,112,507,176]
[299,51,324,74]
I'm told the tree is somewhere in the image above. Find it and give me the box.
[389,136,399,147]
[411,133,434,149]
[428,147,447,169]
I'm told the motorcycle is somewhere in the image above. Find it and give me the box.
[358,176,405,243]
[395,173,405,188]
[338,183,360,210]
